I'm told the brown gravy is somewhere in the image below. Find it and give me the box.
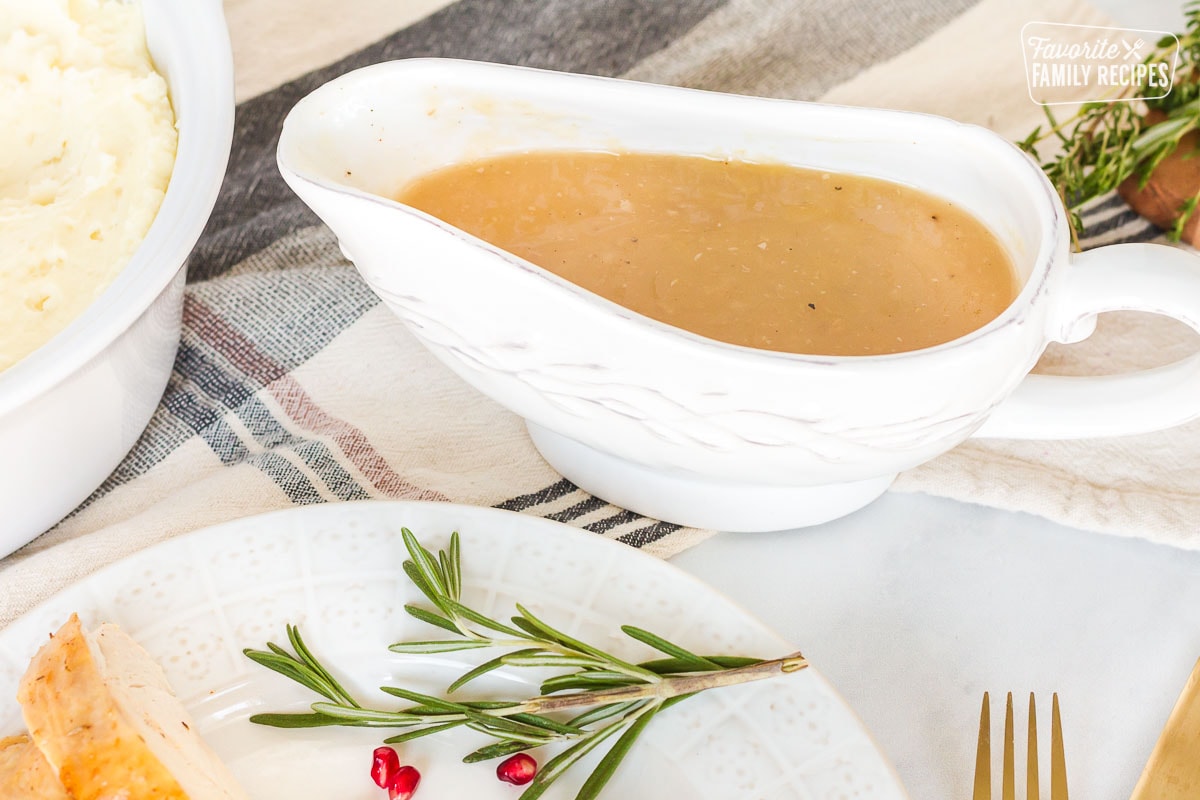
[396,151,1019,356]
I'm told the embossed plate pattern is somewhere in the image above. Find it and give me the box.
[0,501,907,799]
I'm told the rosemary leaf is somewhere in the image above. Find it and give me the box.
[502,654,612,670]
[463,739,536,763]
[392,707,462,717]
[464,720,555,745]
[574,705,660,800]
[439,548,458,600]
[517,715,636,800]
[512,605,659,681]
[460,709,575,740]
[541,670,641,687]
[538,676,642,695]
[402,560,450,616]
[507,713,586,736]
[242,648,350,706]
[620,625,722,670]
[639,655,762,674]
[380,686,476,713]
[442,597,531,639]
[449,532,463,596]
[459,700,522,710]
[249,712,358,728]
[402,603,461,635]
[383,720,465,745]
[387,639,495,654]
[565,700,645,729]
[401,527,451,597]
[447,648,543,693]
[294,625,362,706]
[310,702,423,725]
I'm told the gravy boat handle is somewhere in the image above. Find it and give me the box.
[974,242,1200,440]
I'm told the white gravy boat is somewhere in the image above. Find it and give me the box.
[277,58,1200,531]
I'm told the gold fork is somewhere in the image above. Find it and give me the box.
[972,692,1068,800]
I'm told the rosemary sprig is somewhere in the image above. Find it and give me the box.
[244,528,807,800]
[1018,2,1200,247]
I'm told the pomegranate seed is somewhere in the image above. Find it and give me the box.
[371,746,400,789]
[387,765,421,800]
[496,753,538,786]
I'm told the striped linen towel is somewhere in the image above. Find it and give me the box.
[1,0,1196,627]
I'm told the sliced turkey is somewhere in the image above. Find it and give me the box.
[18,614,250,800]
[0,733,71,799]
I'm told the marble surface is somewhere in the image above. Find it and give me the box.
[671,490,1200,799]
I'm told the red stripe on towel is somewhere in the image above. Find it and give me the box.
[187,297,446,501]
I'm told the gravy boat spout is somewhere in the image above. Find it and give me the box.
[276,58,1066,531]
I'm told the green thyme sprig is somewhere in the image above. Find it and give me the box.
[1018,2,1200,248]
[243,528,807,800]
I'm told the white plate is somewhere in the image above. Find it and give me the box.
[0,501,907,799]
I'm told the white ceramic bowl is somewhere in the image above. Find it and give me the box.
[0,0,235,558]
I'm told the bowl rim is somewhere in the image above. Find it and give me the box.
[0,0,235,414]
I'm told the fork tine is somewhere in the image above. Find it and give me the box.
[973,692,991,800]
[1051,693,1068,800]
[1002,693,1016,800]
[1028,694,1040,800]
[973,693,1066,800]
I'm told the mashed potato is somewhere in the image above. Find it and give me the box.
[0,0,177,372]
